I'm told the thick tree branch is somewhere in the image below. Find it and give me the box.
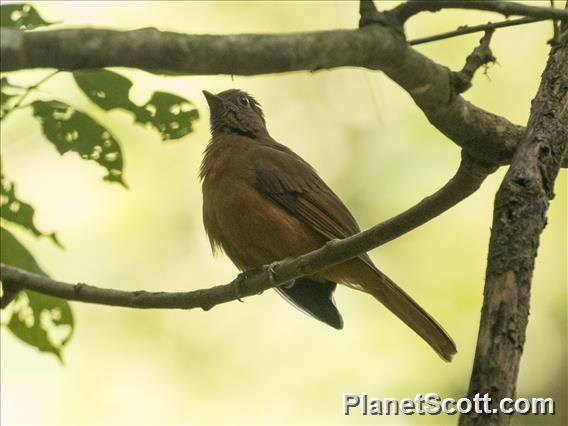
[1,153,495,310]
[459,18,568,426]
[0,26,533,167]
[391,1,568,24]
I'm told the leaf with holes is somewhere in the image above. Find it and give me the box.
[1,170,61,247]
[1,227,45,275]
[1,227,74,362]
[0,3,55,30]
[0,87,15,101]
[1,89,16,120]
[1,77,20,120]
[141,92,199,141]
[31,100,126,187]
[73,69,199,141]
[72,69,145,120]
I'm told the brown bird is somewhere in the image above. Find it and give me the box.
[200,89,457,362]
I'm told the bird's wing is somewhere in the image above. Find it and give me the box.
[253,141,374,330]
[254,142,361,241]
[253,142,457,360]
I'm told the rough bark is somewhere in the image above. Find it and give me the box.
[459,15,568,426]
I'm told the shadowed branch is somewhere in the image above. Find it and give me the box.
[452,30,496,94]
[1,153,496,311]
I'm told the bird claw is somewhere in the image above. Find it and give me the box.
[265,261,279,285]
[281,280,295,289]
[237,260,293,298]
[234,271,249,302]
[265,259,295,288]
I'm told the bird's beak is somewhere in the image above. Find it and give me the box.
[202,90,224,112]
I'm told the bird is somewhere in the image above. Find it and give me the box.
[199,89,457,362]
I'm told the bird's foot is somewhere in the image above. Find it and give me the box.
[265,261,279,285]
[233,271,249,302]
[280,278,296,289]
[265,258,295,289]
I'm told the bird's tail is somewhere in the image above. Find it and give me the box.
[366,268,457,362]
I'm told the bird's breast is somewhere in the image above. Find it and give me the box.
[201,143,323,270]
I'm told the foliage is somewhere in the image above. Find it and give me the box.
[1,227,73,362]
[31,100,127,186]
[1,77,18,119]
[0,3,54,30]
[73,70,199,141]
[1,166,61,246]
[0,3,199,360]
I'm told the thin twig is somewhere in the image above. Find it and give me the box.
[0,153,496,311]
[359,0,380,27]
[451,29,496,94]
[550,0,561,45]
[358,0,404,35]
[392,1,567,24]
[1,70,59,121]
[409,17,545,46]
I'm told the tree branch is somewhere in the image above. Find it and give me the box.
[0,26,535,168]
[460,17,568,426]
[452,29,496,94]
[391,1,568,24]
[408,17,545,46]
[1,153,495,310]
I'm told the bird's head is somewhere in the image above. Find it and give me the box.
[203,89,267,138]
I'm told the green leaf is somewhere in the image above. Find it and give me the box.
[73,69,141,115]
[31,100,126,187]
[1,227,74,361]
[0,4,55,30]
[0,89,16,120]
[1,77,20,120]
[73,69,199,141]
[1,226,45,275]
[143,91,199,141]
[7,291,74,362]
[1,77,16,88]
[1,168,61,247]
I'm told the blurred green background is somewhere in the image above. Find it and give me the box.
[1,1,566,425]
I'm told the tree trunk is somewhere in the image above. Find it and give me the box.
[459,14,568,426]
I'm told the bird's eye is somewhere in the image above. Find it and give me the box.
[238,96,250,107]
